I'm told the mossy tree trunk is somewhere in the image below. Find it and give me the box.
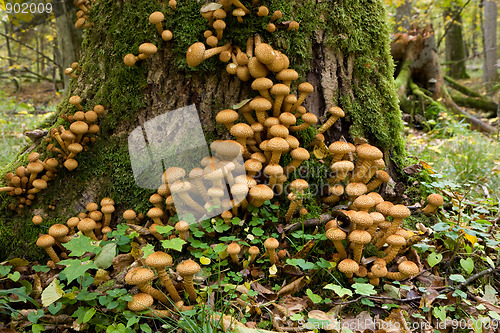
[0,0,407,260]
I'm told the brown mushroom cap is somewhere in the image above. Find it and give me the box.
[367,192,384,205]
[351,211,374,229]
[101,204,115,215]
[376,201,394,216]
[138,43,158,55]
[125,267,155,285]
[357,144,383,161]
[268,137,289,153]
[177,259,201,276]
[264,237,279,250]
[386,234,406,247]
[230,123,254,140]
[290,179,309,191]
[216,109,239,127]
[398,260,419,277]
[149,11,164,24]
[427,193,444,206]
[145,251,173,268]
[251,77,273,92]
[345,182,367,197]
[389,204,411,219]
[32,215,43,225]
[331,160,355,173]
[290,148,310,161]
[49,224,69,239]
[36,234,56,248]
[348,230,372,245]
[227,242,241,255]
[186,42,206,67]
[248,246,260,255]
[175,220,190,233]
[70,121,89,136]
[255,43,276,65]
[329,141,354,155]
[338,259,359,275]
[249,184,274,203]
[128,293,154,312]
[326,228,346,241]
[353,195,375,211]
[124,54,138,67]
[78,218,97,233]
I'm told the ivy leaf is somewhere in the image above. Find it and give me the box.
[58,259,98,284]
[432,306,447,322]
[41,278,65,307]
[94,242,117,269]
[155,225,174,235]
[252,227,264,236]
[48,302,63,315]
[161,238,186,252]
[427,252,443,267]
[27,309,44,324]
[0,265,11,277]
[353,283,377,296]
[141,244,155,258]
[449,274,466,283]
[33,265,50,273]
[460,258,474,275]
[82,308,96,323]
[63,235,100,257]
[8,271,20,282]
[324,284,352,297]
[306,288,322,304]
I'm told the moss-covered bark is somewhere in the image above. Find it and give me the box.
[0,0,406,260]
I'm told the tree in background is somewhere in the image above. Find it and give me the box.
[481,0,497,93]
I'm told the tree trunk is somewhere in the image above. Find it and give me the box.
[53,0,82,90]
[443,3,468,79]
[394,0,413,33]
[0,0,407,260]
[481,0,498,92]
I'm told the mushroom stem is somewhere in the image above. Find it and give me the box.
[157,269,181,302]
[284,193,299,222]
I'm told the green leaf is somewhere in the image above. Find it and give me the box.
[449,274,466,283]
[82,308,96,323]
[140,323,152,333]
[433,223,450,232]
[161,238,187,252]
[155,225,174,235]
[488,311,500,320]
[432,306,447,322]
[8,271,20,282]
[94,242,117,269]
[460,258,474,275]
[252,227,264,236]
[428,252,443,267]
[27,309,44,324]
[353,283,377,296]
[452,290,467,299]
[63,235,100,257]
[48,302,63,315]
[361,297,375,306]
[306,288,322,304]
[59,259,98,284]
[0,265,12,277]
[324,284,352,297]
[41,279,65,307]
[32,324,45,333]
[33,265,50,273]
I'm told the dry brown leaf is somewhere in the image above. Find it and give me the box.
[111,253,134,274]
[376,309,410,333]
[420,287,440,308]
[251,281,275,298]
[307,310,338,332]
[415,271,444,288]
[341,311,376,332]
[276,276,306,297]
[293,240,316,259]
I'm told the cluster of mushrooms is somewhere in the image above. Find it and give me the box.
[0,95,104,212]
[74,0,92,29]
[63,62,81,79]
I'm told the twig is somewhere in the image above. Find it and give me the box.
[329,295,422,306]
[284,214,332,233]
[457,267,500,289]
[437,0,471,48]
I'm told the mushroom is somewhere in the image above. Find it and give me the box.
[238,101,256,124]
[248,56,269,78]
[255,43,276,66]
[289,113,318,132]
[367,212,385,238]
[216,109,239,130]
[66,217,80,235]
[361,159,386,184]
[162,30,173,42]
[32,215,43,225]
[325,228,347,259]
[128,293,170,317]
[138,43,158,60]
[230,123,254,156]
[375,204,411,249]
[284,148,310,175]
[367,259,387,286]
[267,137,289,164]
[123,54,139,67]
[149,11,165,35]
[338,259,359,279]
[268,124,289,139]
[251,123,264,145]
[123,210,137,224]
[376,201,394,218]
[245,159,262,178]
[221,210,233,224]
[270,84,290,117]
[49,224,71,250]
[175,221,190,241]
[257,5,268,16]
[69,121,89,143]
[69,95,83,110]
[227,243,241,264]
[231,182,249,209]
[232,8,245,22]
[350,144,384,182]
[422,193,444,215]
[366,170,390,192]
[101,204,115,227]
[78,218,98,240]
[145,251,181,302]
[248,184,274,207]
[125,267,169,303]
[318,107,345,134]
[276,69,299,89]
[323,184,344,205]
[348,230,371,263]
[345,182,367,202]
[168,0,176,10]
[383,235,406,264]
[251,78,274,103]
[264,164,283,188]
[36,234,60,263]
[289,83,314,113]
[177,260,201,302]
[279,112,297,129]
[246,246,260,267]
[352,195,375,212]
[264,237,279,266]
[385,260,419,281]
[186,42,231,67]
[329,141,355,164]
[249,97,272,124]
[170,181,206,213]
[266,23,276,32]
[26,161,44,186]
[147,208,164,226]
[287,21,300,31]
[270,10,282,22]
[149,194,163,210]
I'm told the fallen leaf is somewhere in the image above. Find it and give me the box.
[111,253,134,274]
[341,311,376,332]
[277,276,306,297]
[41,278,65,307]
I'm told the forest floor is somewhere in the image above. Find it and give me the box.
[1,80,499,332]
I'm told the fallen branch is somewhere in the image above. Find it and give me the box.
[457,267,500,290]
[444,75,483,98]
[450,95,498,114]
[284,214,332,234]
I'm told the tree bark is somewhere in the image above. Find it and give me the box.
[394,0,413,33]
[481,0,498,93]
[443,2,468,79]
[0,0,407,260]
